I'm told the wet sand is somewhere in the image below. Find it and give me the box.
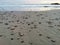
[0,10,60,45]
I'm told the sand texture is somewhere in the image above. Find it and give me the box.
[0,10,60,45]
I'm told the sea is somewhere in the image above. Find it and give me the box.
[0,4,60,11]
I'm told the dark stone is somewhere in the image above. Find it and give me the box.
[10,33,14,35]
[25,17,28,19]
[57,25,60,27]
[28,23,30,25]
[29,42,33,45]
[14,25,18,27]
[39,34,42,36]
[0,22,3,24]
[10,28,15,30]
[29,30,31,32]
[0,35,3,37]
[11,38,14,40]
[48,26,54,28]
[40,14,43,15]
[21,40,24,43]
[57,29,60,31]
[8,21,11,23]
[51,40,56,43]
[31,22,34,24]
[7,27,10,29]
[39,22,41,24]
[46,21,52,24]
[11,21,14,23]
[30,27,34,29]
[17,20,19,22]
[17,37,20,40]
[46,36,51,39]
[34,25,37,29]
[55,18,59,20]
[41,17,44,19]
[18,32,24,37]
[4,23,8,25]
[34,26,37,29]
[54,25,56,26]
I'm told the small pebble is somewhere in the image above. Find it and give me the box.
[29,30,32,32]
[8,21,11,23]
[40,14,43,15]
[17,37,20,40]
[57,25,60,27]
[51,40,56,43]
[54,25,56,26]
[25,17,28,19]
[4,23,9,25]
[28,23,30,25]
[10,28,15,30]
[10,33,14,35]
[34,26,37,29]
[39,34,42,36]
[38,22,41,24]
[55,18,59,20]
[18,32,24,37]
[46,21,52,24]
[46,36,51,39]
[11,38,14,40]
[57,29,60,31]
[0,22,3,24]
[21,40,24,43]
[11,21,14,23]
[29,42,33,45]
[31,22,34,24]
[0,35,3,37]
[41,17,44,19]
[30,27,34,29]
[34,25,37,28]
[7,27,10,29]
[48,26,54,28]
[17,20,19,22]
[14,25,18,27]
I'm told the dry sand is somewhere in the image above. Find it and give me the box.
[0,9,60,45]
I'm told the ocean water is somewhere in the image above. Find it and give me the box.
[0,5,60,11]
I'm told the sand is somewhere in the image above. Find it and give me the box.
[0,9,60,45]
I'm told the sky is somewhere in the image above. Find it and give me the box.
[25,0,60,4]
[0,0,60,5]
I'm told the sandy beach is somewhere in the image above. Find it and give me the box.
[0,9,60,45]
